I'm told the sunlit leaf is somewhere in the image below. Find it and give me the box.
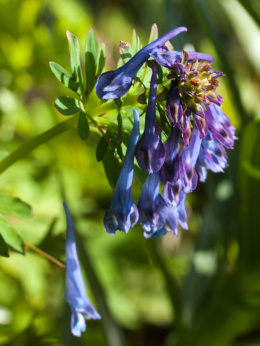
[0,193,32,218]
[0,215,24,254]
[85,28,99,95]
[66,31,85,97]
[55,96,81,115]
[49,62,80,94]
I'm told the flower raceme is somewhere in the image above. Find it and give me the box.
[63,202,101,337]
[98,25,237,238]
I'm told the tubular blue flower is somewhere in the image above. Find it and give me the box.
[104,110,140,234]
[63,202,101,337]
[138,173,168,238]
[196,130,228,182]
[96,27,187,99]
[135,65,165,173]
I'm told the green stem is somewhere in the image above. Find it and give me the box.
[0,101,117,176]
[25,241,65,269]
[0,116,78,175]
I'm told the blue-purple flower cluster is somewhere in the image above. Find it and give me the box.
[97,26,237,238]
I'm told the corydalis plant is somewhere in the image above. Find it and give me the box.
[51,24,236,239]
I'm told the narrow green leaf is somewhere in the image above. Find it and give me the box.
[0,234,9,257]
[49,62,80,94]
[97,43,106,76]
[0,215,24,254]
[85,28,99,95]
[148,23,158,43]
[96,136,108,162]
[55,96,81,116]
[66,31,85,98]
[78,112,89,140]
[0,193,32,218]
[102,147,120,188]
[237,0,260,27]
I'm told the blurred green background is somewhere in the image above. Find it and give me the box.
[0,0,259,345]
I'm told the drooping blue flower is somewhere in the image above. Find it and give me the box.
[196,130,228,182]
[104,109,140,234]
[135,64,165,173]
[63,202,101,337]
[153,191,188,237]
[96,27,187,99]
[205,103,237,149]
[138,173,168,238]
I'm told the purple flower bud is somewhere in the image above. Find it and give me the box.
[179,128,202,193]
[63,202,101,337]
[136,65,165,173]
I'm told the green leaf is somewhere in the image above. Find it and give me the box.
[55,96,81,115]
[85,28,99,95]
[78,112,89,140]
[49,62,80,94]
[0,193,32,218]
[102,146,120,188]
[0,215,24,254]
[96,136,108,162]
[66,31,85,98]
[148,23,158,43]
[0,234,9,257]
[97,43,106,76]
